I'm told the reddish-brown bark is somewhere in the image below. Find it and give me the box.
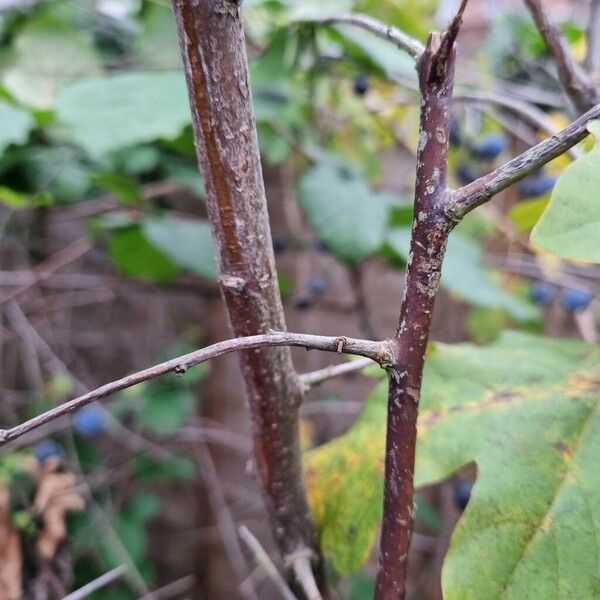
[170,0,325,594]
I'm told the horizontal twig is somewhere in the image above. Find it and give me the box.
[309,13,425,60]
[448,102,600,219]
[0,332,391,446]
[63,565,128,600]
[300,357,375,389]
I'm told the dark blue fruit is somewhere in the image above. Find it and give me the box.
[453,482,472,512]
[471,133,508,160]
[531,281,554,305]
[307,275,327,297]
[272,234,288,254]
[74,405,107,438]
[353,74,369,97]
[35,440,64,464]
[517,174,557,198]
[449,118,462,147]
[294,297,313,311]
[455,164,479,185]
[561,288,594,312]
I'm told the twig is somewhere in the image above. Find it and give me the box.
[290,556,323,600]
[0,331,390,446]
[238,526,299,600]
[448,102,600,219]
[453,89,582,159]
[138,575,195,600]
[309,13,425,60]
[192,434,259,600]
[63,565,128,600]
[587,0,600,75]
[300,356,375,389]
[524,0,597,111]
[0,237,91,305]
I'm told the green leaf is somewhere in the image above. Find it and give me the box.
[509,197,549,233]
[134,453,197,482]
[306,331,600,595]
[141,216,217,280]
[91,172,141,205]
[0,103,34,153]
[56,72,190,157]
[531,120,600,263]
[416,333,600,599]
[386,229,537,321]
[304,381,387,575]
[137,3,181,70]
[107,226,180,283]
[2,14,101,109]
[298,161,398,264]
[285,0,354,21]
[140,389,195,434]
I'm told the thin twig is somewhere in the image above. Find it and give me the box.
[0,332,390,446]
[63,565,128,600]
[300,357,375,389]
[137,575,195,600]
[453,89,583,159]
[524,0,597,111]
[448,102,600,219]
[291,556,323,600]
[192,434,259,600]
[310,13,425,60]
[238,525,299,600]
[587,0,600,75]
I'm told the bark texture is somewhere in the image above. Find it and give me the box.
[375,28,459,600]
[170,0,324,590]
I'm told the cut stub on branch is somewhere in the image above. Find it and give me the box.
[0,485,22,600]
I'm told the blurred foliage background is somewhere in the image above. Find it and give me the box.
[0,0,598,598]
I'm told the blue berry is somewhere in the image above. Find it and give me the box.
[272,235,288,254]
[449,119,462,147]
[73,405,107,438]
[294,297,313,311]
[517,174,557,198]
[471,133,508,160]
[453,482,472,512]
[353,74,369,97]
[35,440,64,464]
[531,281,554,305]
[455,164,479,185]
[307,275,327,297]
[561,288,594,312]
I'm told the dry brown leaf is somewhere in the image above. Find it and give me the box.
[0,485,23,600]
[34,461,85,560]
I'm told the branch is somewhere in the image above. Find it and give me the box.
[300,357,375,389]
[524,0,597,111]
[448,102,600,219]
[310,13,425,60]
[171,0,327,593]
[587,0,600,75]
[63,566,128,600]
[376,4,466,596]
[0,332,390,446]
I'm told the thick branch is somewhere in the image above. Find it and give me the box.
[375,12,463,597]
[0,332,390,447]
[171,0,326,593]
[310,13,425,60]
[448,102,600,219]
[524,0,597,111]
